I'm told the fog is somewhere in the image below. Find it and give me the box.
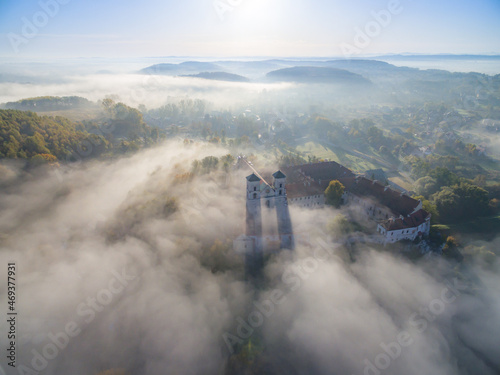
[0,140,499,375]
[0,57,407,112]
[0,73,298,111]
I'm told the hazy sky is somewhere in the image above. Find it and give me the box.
[0,0,499,58]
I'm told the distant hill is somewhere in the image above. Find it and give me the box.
[374,54,500,61]
[140,61,223,75]
[266,66,372,85]
[181,71,250,82]
[1,96,96,112]
[324,59,410,71]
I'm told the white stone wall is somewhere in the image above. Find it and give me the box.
[344,192,392,220]
[378,218,431,244]
[289,194,325,208]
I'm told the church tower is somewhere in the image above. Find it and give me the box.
[273,170,295,250]
[238,169,295,278]
[245,173,263,276]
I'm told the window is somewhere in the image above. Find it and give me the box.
[280,183,283,188]
[266,200,270,208]
[254,187,257,191]
[253,193,257,199]
[279,190,282,195]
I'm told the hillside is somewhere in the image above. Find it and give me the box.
[266,66,372,85]
[140,61,222,75]
[0,102,162,163]
[0,109,104,161]
[181,71,250,82]
[0,96,101,121]
[1,96,96,111]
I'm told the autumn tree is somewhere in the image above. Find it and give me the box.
[325,180,345,208]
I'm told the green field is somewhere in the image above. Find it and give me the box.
[295,140,383,173]
[34,108,102,121]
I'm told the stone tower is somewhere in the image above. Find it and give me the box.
[272,171,295,250]
[245,173,264,276]
[242,170,294,277]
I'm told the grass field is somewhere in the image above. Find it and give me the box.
[296,141,340,161]
[388,176,414,191]
[34,108,102,121]
[295,140,382,172]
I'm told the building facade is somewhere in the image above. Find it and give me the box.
[234,170,295,277]
[282,162,431,244]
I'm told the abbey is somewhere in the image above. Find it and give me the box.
[234,170,294,277]
[283,161,431,244]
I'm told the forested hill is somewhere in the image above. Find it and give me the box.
[266,66,372,85]
[1,96,96,111]
[0,109,101,162]
[0,102,161,164]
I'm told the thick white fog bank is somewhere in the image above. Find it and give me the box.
[0,141,499,375]
[0,73,294,110]
[0,141,251,374]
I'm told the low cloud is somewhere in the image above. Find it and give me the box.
[0,140,499,375]
[0,73,295,110]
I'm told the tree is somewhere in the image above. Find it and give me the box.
[220,154,235,172]
[379,145,391,158]
[29,153,58,167]
[433,182,489,223]
[429,167,459,188]
[442,236,463,261]
[325,180,345,208]
[414,176,439,197]
[444,235,458,250]
[24,132,50,155]
[472,175,486,188]
[327,213,356,236]
[201,156,219,173]
[413,195,439,224]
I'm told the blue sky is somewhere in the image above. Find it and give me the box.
[0,0,499,58]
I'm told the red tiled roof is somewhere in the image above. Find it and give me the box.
[283,161,355,188]
[381,209,431,231]
[286,182,325,198]
[346,177,418,216]
[282,162,423,218]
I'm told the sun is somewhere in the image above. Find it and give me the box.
[231,0,287,32]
